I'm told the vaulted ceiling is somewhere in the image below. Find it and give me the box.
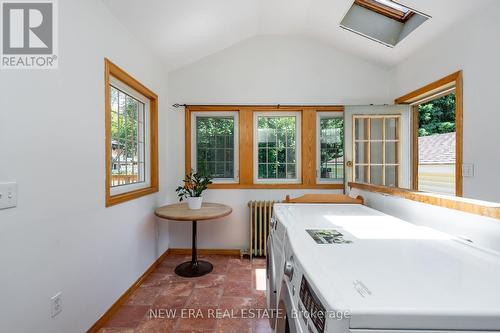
[102,0,491,70]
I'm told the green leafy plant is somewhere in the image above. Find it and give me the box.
[175,170,213,201]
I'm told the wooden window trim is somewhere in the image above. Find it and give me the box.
[352,115,401,186]
[105,58,159,207]
[395,71,463,197]
[354,0,414,23]
[185,105,344,190]
[348,182,500,220]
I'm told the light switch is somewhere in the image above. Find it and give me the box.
[462,163,474,177]
[0,182,17,209]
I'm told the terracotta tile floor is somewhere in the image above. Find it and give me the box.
[99,253,272,333]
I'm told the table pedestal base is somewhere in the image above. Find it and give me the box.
[174,220,213,277]
[175,260,213,277]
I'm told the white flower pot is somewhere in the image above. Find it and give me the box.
[187,196,203,210]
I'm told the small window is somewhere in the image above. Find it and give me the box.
[191,112,239,183]
[353,115,400,187]
[254,112,301,184]
[105,59,158,206]
[317,113,344,183]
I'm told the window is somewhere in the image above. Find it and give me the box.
[184,106,344,189]
[110,83,146,189]
[415,93,456,196]
[191,112,239,183]
[353,115,400,187]
[395,71,463,197]
[105,59,158,206]
[317,113,344,183]
[254,112,301,183]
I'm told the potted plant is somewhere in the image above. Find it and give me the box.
[175,170,213,209]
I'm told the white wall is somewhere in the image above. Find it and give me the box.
[0,0,169,332]
[350,188,500,253]
[167,35,394,249]
[391,2,500,202]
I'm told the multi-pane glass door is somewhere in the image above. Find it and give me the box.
[353,115,400,187]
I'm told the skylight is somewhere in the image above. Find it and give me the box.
[340,0,429,47]
[375,0,409,13]
[354,0,414,23]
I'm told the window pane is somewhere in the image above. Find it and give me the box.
[385,118,398,140]
[355,142,368,164]
[319,117,344,180]
[268,149,277,163]
[355,118,369,140]
[370,118,383,140]
[267,164,277,178]
[109,85,145,188]
[258,148,267,163]
[258,164,267,178]
[278,164,286,178]
[225,149,234,162]
[385,142,397,164]
[286,148,295,163]
[257,116,297,180]
[370,142,383,164]
[287,164,296,178]
[355,165,368,183]
[196,116,235,179]
[385,166,398,187]
[277,149,286,163]
[370,166,383,185]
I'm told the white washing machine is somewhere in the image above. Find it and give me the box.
[266,212,287,329]
[272,203,500,333]
[275,232,304,333]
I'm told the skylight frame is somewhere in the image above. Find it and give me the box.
[354,0,414,23]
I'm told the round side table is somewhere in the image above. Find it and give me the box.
[155,202,232,277]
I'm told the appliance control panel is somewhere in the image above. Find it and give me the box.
[299,275,326,333]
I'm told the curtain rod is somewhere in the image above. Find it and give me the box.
[172,104,288,108]
[173,103,293,109]
[172,104,302,108]
[172,103,393,108]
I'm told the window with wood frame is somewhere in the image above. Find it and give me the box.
[353,115,400,187]
[191,112,239,183]
[395,71,463,197]
[254,112,301,184]
[184,106,344,190]
[105,59,158,206]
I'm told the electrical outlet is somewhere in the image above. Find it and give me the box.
[462,163,474,177]
[51,292,62,318]
[0,182,17,210]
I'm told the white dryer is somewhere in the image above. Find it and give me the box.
[266,212,287,329]
[272,203,500,333]
[275,232,304,333]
